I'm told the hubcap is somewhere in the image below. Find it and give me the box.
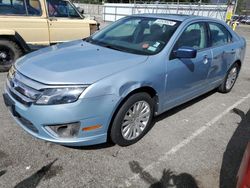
[121,101,151,140]
[226,67,238,90]
[0,46,14,65]
[0,52,7,59]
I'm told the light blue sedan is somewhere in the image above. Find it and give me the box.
[3,14,246,146]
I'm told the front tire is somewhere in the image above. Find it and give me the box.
[0,40,23,72]
[110,92,154,146]
[218,63,240,93]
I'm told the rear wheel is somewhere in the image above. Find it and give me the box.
[218,63,240,93]
[0,40,22,72]
[110,92,154,146]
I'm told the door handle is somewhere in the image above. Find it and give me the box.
[230,49,236,54]
[49,18,57,21]
[203,55,209,65]
[224,49,236,54]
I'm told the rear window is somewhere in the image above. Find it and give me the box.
[0,0,42,16]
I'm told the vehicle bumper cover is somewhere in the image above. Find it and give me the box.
[3,89,119,146]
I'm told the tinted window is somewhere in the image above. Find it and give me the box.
[27,0,42,16]
[209,23,232,46]
[47,0,80,18]
[0,0,26,15]
[0,0,41,15]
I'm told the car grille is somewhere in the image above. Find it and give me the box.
[6,71,41,106]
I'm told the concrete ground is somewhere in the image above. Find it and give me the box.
[0,25,250,188]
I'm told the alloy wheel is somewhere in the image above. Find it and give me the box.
[121,101,151,140]
[0,45,14,65]
[226,67,238,90]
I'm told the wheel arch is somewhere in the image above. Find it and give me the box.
[107,86,159,142]
[234,59,242,70]
[0,31,30,53]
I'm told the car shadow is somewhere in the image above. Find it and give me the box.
[67,89,217,150]
[219,108,250,188]
[64,142,115,150]
[0,170,7,177]
[129,160,199,188]
[150,89,216,129]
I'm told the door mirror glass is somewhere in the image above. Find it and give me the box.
[174,47,197,59]
[77,7,84,14]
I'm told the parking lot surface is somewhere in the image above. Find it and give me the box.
[0,25,250,188]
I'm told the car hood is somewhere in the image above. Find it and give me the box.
[15,40,148,85]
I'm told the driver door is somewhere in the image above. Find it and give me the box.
[46,0,89,43]
[165,22,212,108]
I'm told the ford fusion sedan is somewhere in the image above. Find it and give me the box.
[3,14,246,146]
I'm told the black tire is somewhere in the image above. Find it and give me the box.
[0,39,23,72]
[110,92,154,146]
[218,63,240,93]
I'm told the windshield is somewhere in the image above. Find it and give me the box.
[86,16,181,55]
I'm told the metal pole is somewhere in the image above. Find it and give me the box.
[234,0,238,14]
[177,0,179,14]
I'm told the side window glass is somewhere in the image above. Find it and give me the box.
[67,2,80,18]
[47,0,80,18]
[175,23,207,50]
[0,0,26,15]
[209,23,232,47]
[170,23,207,59]
[27,0,42,16]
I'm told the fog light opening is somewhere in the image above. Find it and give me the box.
[47,122,80,138]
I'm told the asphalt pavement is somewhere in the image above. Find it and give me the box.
[0,25,250,188]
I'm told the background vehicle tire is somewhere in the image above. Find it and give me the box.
[110,92,154,146]
[218,63,240,93]
[0,40,22,72]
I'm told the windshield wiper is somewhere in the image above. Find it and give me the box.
[101,44,128,52]
[85,39,146,55]
[87,39,128,53]
[85,37,94,43]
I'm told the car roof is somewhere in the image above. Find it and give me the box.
[131,13,212,22]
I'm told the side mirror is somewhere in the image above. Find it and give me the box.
[77,7,84,14]
[174,46,197,59]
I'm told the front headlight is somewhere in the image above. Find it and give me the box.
[36,87,86,105]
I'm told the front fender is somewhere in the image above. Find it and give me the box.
[0,30,30,53]
[0,29,16,35]
[119,81,145,98]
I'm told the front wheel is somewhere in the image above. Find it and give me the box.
[218,63,240,93]
[110,92,154,146]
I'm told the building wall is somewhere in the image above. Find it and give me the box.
[210,0,227,3]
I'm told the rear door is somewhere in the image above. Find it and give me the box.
[46,0,90,43]
[0,0,50,47]
[165,22,212,108]
[207,22,235,84]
